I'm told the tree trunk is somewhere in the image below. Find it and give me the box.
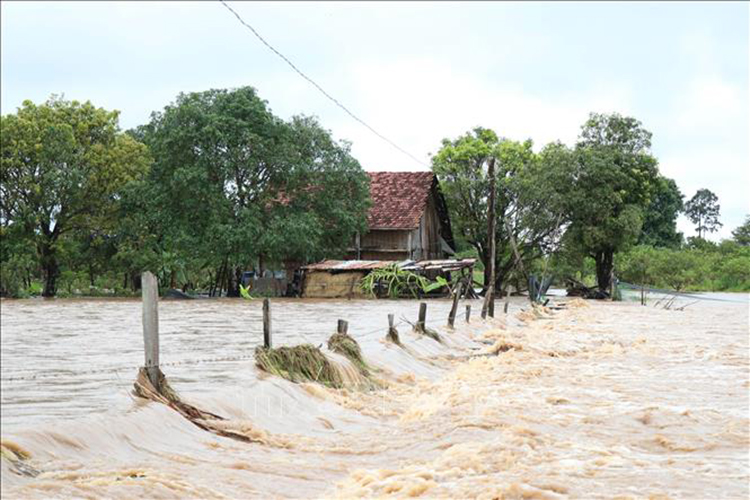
[39,241,59,297]
[213,261,225,297]
[594,249,614,292]
[226,266,240,297]
[482,258,491,295]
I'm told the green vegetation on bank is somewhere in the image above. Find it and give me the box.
[615,240,750,292]
[2,89,369,298]
[2,90,748,298]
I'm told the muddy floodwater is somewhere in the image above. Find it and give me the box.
[1,294,748,499]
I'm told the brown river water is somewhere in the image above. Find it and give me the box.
[1,294,748,499]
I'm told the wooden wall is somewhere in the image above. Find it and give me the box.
[361,230,409,251]
[302,271,367,298]
[348,186,450,261]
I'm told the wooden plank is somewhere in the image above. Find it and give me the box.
[263,298,272,348]
[141,271,160,387]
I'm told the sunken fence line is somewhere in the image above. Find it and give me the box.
[139,272,503,388]
[1,272,510,384]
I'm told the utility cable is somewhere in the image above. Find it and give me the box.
[218,0,429,168]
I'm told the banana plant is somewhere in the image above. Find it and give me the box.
[360,264,449,298]
[239,284,253,300]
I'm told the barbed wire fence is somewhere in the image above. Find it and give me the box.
[0,311,477,383]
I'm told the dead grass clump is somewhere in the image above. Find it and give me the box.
[328,332,368,374]
[486,340,524,355]
[386,325,401,346]
[255,345,344,388]
[414,324,441,343]
[133,367,180,403]
[1,440,31,461]
[133,368,289,446]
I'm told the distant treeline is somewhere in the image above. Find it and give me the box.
[1,88,749,297]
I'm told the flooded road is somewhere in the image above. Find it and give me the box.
[1,295,748,498]
[1,297,475,431]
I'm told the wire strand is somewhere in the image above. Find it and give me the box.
[1,308,493,382]
[218,0,429,168]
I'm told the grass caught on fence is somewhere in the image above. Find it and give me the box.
[386,325,401,346]
[415,324,441,342]
[327,332,368,374]
[255,345,345,388]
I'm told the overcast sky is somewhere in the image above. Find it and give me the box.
[2,1,748,239]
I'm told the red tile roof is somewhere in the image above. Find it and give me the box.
[367,171,435,230]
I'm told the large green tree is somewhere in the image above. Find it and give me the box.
[0,96,151,296]
[731,215,750,247]
[133,87,370,295]
[684,188,722,239]
[638,175,683,248]
[431,128,570,293]
[565,112,660,292]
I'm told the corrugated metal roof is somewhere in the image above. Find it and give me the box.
[302,258,476,272]
[301,260,393,271]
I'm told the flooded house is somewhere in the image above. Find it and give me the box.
[350,171,456,261]
[301,172,475,298]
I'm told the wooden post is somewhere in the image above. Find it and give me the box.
[504,301,509,314]
[141,271,160,388]
[481,157,497,319]
[447,282,463,328]
[263,298,272,348]
[465,305,471,323]
[417,302,427,331]
[488,296,494,317]
[386,313,400,345]
[337,319,349,334]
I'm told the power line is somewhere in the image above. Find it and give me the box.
[218,0,429,168]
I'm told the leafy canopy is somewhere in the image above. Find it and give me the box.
[638,175,684,248]
[129,86,370,287]
[732,215,750,246]
[684,188,722,239]
[0,96,151,296]
[431,127,570,291]
[563,113,660,290]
